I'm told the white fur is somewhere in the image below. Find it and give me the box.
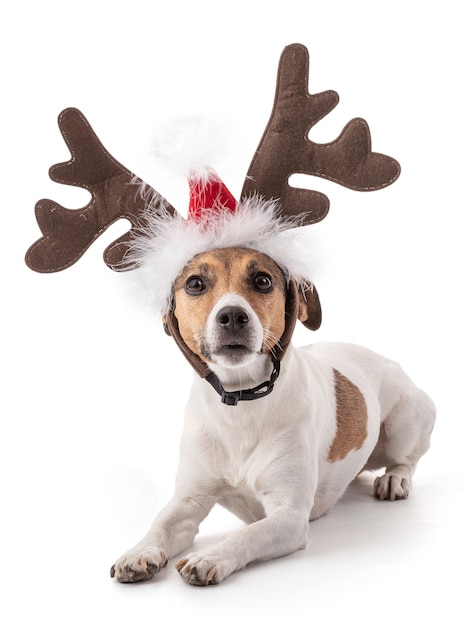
[111,285,435,586]
[126,195,319,315]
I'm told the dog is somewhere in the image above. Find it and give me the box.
[110,246,436,585]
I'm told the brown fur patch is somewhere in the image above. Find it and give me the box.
[327,369,368,463]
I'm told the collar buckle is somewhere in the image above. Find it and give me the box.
[206,360,281,406]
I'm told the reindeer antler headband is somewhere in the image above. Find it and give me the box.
[25,44,400,381]
[26,43,399,273]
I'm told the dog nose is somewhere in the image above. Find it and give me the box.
[216,306,249,331]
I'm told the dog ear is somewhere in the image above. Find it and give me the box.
[162,315,171,335]
[297,283,322,331]
[162,307,212,378]
[272,279,321,363]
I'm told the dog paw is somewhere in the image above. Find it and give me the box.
[110,547,168,583]
[373,473,411,501]
[175,553,230,586]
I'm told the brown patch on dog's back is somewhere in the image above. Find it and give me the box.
[327,369,368,463]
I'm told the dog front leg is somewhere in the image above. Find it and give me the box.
[175,505,309,585]
[111,493,215,583]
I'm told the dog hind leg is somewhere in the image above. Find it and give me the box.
[372,382,436,501]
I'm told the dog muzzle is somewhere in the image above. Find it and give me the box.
[163,279,300,405]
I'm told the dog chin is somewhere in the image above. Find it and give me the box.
[210,345,260,369]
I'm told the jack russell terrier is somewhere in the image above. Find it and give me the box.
[109,246,436,585]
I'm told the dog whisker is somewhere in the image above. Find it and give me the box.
[262,329,282,358]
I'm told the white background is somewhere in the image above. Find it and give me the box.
[2,1,473,624]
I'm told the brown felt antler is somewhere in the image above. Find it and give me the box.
[26,44,400,274]
[241,43,400,222]
[25,108,177,273]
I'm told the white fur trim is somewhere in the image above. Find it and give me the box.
[126,194,319,315]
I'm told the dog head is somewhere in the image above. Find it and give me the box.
[165,247,321,376]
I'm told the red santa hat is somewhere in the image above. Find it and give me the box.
[187,168,237,222]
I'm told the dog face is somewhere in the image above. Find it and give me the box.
[173,248,288,369]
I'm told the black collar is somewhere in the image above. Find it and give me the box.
[205,360,281,406]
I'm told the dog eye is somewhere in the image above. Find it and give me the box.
[253,273,274,292]
[185,276,207,294]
